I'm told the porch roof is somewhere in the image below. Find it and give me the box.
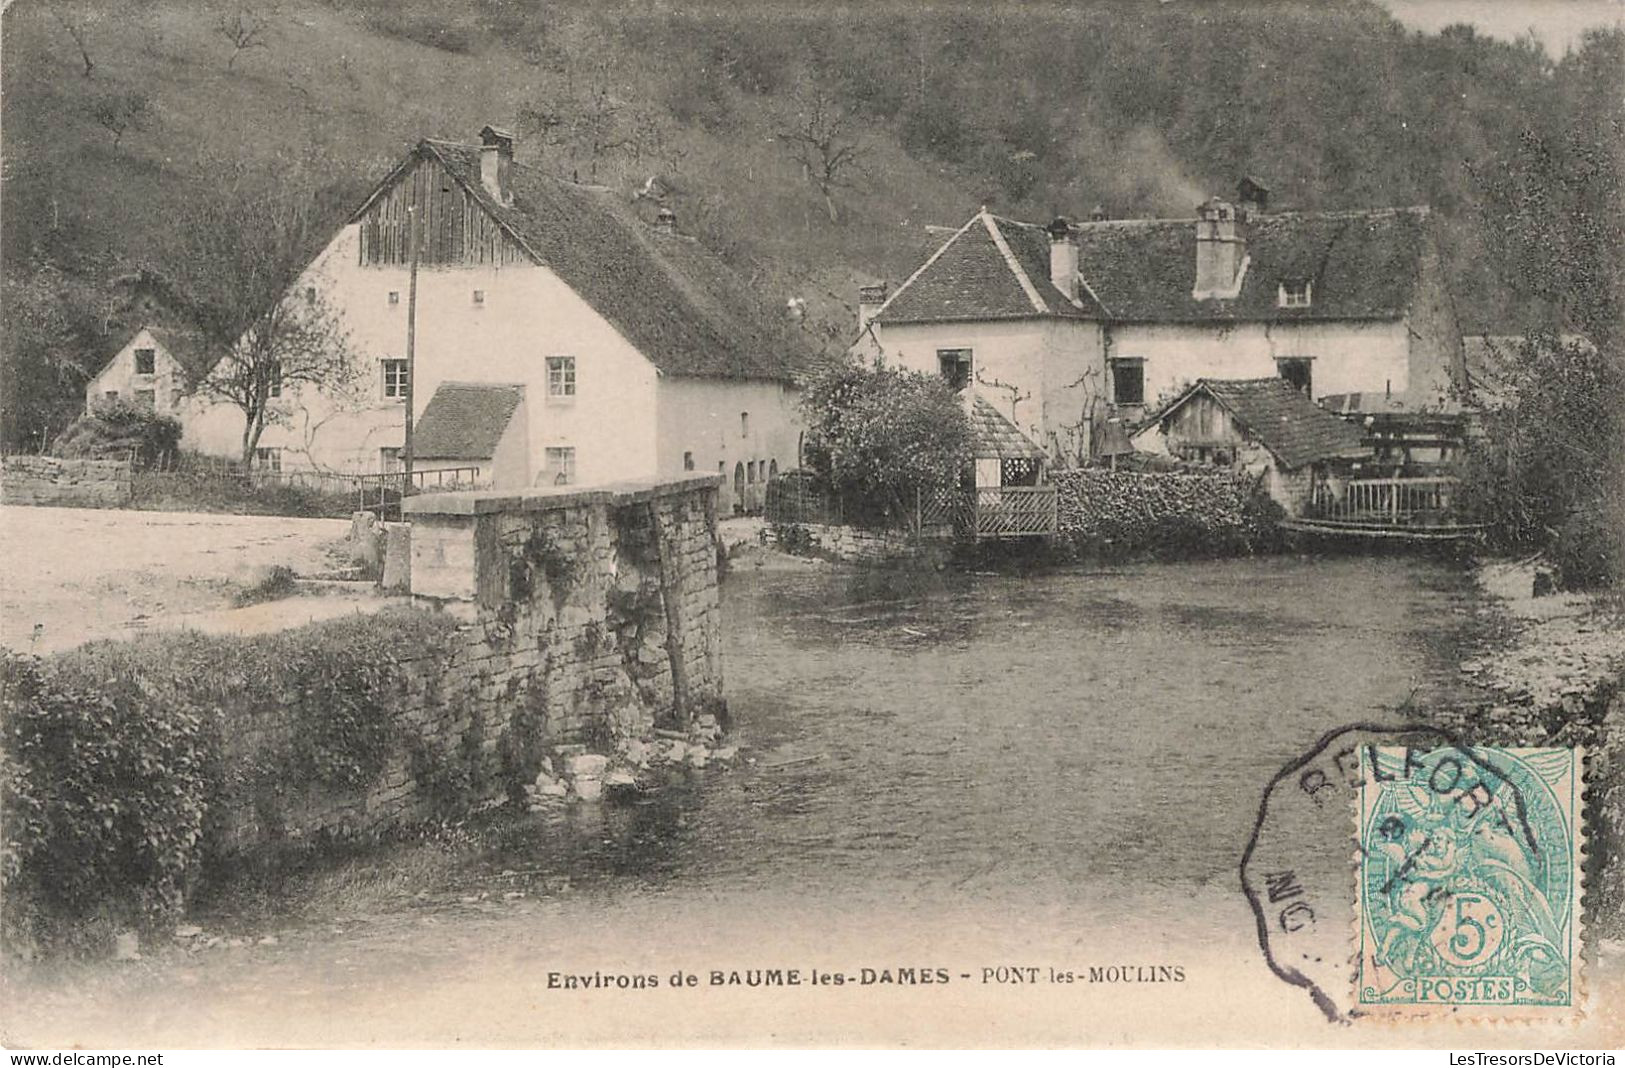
[968,393,1045,460]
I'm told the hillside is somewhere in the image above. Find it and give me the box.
[3,0,1620,448]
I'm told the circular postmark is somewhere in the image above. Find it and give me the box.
[1238,722,1561,1023]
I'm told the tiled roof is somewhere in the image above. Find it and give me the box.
[1165,378,1367,469]
[967,392,1045,460]
[403,141,809,383]
[875,207,1432,326]
[876,213,1103,324]
[146,326,214,377]
[412,382,524,460]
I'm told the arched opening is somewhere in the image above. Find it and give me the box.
[733,462,745,514]
[768,459,778,481]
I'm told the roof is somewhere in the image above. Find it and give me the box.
[94,323,213,381]
[1159,378,1368,469]
[967,392,1045,460]
[363,140,812,384]
[876,212,1103,324]
[411,382,525,460]
[874,206,1433,327]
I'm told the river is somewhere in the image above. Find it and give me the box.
[10,555,1509,1047]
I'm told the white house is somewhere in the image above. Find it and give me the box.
[85,325,206,417]
[182,127,813,514]
[853,181,1466,464]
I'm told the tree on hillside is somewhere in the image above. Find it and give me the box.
[51,6,98,78]
[88,91,152,149]
[215,3,274,71]
[801,366,972,528]
[774,83,866,224]
[160,170,359,464]
[0,268,111,452]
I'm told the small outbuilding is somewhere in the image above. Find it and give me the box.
[1131,377,1369,515]
[84,325,208,417]
[409,382,530,490]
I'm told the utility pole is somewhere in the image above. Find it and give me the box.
[403,203,420,495]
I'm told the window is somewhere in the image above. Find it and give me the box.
[134,389,156,409]
[254,447,282,473]
[747,461,757,484]
[769,459,778,481]
[304,287,317,305]
[388,291,400,306]
[1279,280,1312,308]
[740,411,750,438]
[547,356,576,399]
[472,289,485,305]
[544,446,576,486]
[104,390,119,401]
[380,447,402,473]
[382,359,409,400]
[1110,358,1145,406]
[134,348,156,375]
[683,451,695,471]
[1277,357,1313,395]
[938,348,973,392]
[267,361,283,398]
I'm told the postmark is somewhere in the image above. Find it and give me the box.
[1355,745,1584,1020]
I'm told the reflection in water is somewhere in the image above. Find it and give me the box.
[469,555,1487,932]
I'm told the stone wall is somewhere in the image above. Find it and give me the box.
[764,521,924,563]
[212,475,724,851]
[1,455,133,507]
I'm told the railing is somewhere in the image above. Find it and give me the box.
[973,485,1059,538]
[1309,477,1458,527]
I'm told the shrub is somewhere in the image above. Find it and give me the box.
[1,609,462,954]
[52,398,181,465]
[1549,495,1624,590]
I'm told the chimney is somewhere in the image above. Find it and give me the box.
[1193,197,1247,299]
[478,125,514,206]
[1046,216,1079,302]
[654,205,677,235]
[857,282,889,333]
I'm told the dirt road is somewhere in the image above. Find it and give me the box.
[0,505,351,654]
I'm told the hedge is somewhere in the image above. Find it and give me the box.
[1052,467,1282,559]
[0,608,460,955]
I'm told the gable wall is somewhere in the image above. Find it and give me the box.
[86,329,188,416]
[868,318,1105,464]
[182,217,660,484]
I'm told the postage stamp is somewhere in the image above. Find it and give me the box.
[1355,746,1585,1020]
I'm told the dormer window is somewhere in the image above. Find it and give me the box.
[1279,280,1312,308]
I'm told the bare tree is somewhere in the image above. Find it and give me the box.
[162,167,359,463]
[774,84,867,224]
[88,90,152,148]
[52,7,98,78]
[216,4,273,71]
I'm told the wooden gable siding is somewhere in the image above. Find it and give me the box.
[1164,393,1246,446]
[357,155,527,268]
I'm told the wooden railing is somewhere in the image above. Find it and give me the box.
[973,485,1058,538]
[1309,476,1457,527]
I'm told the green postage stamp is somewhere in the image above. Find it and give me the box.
[1356,745,1585,1019]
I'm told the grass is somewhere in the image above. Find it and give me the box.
[130,470,359,519]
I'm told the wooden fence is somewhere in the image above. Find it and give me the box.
[1309,476,1458,527]
[765,474,1057,540]
[972,485,1059,538]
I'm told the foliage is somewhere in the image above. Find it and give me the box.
[129,466,358,519]
[0,269,113,453]
[773,81,867,224]
[0,610,463,953]
[802,366,972,529]
[1,650,216,951]
[1457,333,1624,586]
[52,397,181,464]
